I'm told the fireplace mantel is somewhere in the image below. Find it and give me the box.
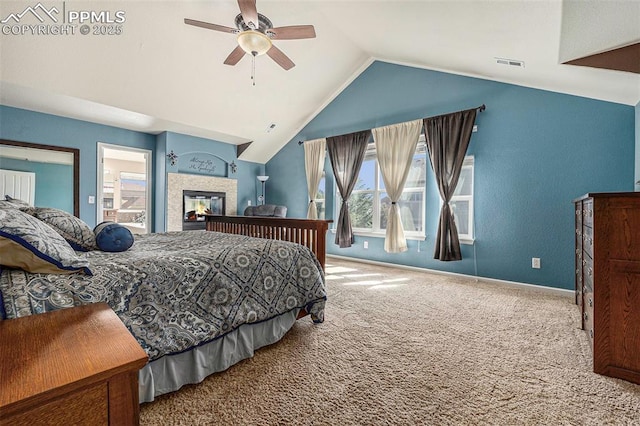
[167,173,237,232]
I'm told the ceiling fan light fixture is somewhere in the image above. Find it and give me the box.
[237,30,272,56]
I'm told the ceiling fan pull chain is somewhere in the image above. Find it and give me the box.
[251,52,256,86]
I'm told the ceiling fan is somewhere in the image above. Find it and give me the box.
[184,0,316,71]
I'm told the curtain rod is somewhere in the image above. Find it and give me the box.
[298,104,485,145]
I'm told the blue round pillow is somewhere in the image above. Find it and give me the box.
[94,221,134,252]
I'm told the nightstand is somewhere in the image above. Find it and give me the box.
[0,303,148,425]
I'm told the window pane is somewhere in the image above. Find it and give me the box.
[120,172,146,210]
[450,200,469,235]
[316,200,325,220]
[453,166,472,196]
[356,158,376,191]
[348,192,373,229]
[316,176,325,200]
[379,154,427,191]
[379,191,423,232]
[405,154,427,188]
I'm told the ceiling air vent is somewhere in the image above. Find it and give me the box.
[495,57,525,68]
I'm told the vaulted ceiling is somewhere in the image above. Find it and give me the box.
[1,0,638,164]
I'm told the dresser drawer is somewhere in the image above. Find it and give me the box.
[583,289,594,350]
[575,203,583,228]
[583,226,594,259]
[575,248,583,308]
[583,254,593,292]
[3,382,108,426]
[583,199,593,228]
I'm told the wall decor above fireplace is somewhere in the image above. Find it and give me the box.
[166,150,237,177]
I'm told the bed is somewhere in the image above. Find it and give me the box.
[0,203,327,403]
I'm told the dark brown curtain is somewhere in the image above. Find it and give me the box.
[423,108,477,261]
[327,130,371,248]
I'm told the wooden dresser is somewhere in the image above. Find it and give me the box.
[0,303,148,425]
[574,192,640,384]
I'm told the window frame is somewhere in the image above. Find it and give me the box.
[334,139,427,240]
[449,155,474,244]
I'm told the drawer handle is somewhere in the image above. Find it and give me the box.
[588,210,593,217]
[583,312,588,321]
[575,268,579,275]
[588,237,593,245]
[582,259,587,267]
[590,329,594,339]
[588,267,593,277]
[582,285,586,293]
[588,298,593,307]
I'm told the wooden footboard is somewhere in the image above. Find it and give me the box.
[204,215,332,270]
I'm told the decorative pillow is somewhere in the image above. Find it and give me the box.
[4,195,31,208]
[94,221,134,252]
[0,209,92,275]
[0,200,20,210]
[22,207,97,251]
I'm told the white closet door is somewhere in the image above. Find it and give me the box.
[0,169,36,205]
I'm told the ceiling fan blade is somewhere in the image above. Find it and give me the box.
[267,45,295,70]
[238,0,259,30]
[224,45,246,66]
[268,25,316,40]
[184,18,237,34]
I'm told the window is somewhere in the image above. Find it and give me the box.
[119,172,146,210]
[315,173,326,219]
[450,156,474,242]
[337,140,426,238]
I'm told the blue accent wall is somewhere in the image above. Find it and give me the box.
[267,61,635,290]
[0,106,261,230]
[159,132,264,229]
[0,157,73,212]
[0,106,156,227]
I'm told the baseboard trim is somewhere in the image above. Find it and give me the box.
[326,254,574,298]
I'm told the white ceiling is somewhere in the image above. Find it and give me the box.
[1,0,639,164]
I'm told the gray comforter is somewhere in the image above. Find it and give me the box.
[0,231,326,361]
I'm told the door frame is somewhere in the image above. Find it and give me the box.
[97,142,152,233]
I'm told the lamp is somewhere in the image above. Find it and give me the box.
[237,30,272,56]
[257,175,269,205]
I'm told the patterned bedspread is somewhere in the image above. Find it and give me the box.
[0,231,326,361]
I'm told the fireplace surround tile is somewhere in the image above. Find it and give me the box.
[167,173,237,232]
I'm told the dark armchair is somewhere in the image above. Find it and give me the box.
[243,204,287,217]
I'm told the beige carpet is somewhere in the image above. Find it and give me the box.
[140,258,640,425]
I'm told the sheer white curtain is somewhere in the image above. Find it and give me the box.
[372,119,422,253]
[304,138,326,219]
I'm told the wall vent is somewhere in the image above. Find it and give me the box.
[495,57,525,68]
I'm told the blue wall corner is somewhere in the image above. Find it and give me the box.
[162,132,263,221]
[0,105,156,227]
[0,106,259,231]
[267,60,635,290]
